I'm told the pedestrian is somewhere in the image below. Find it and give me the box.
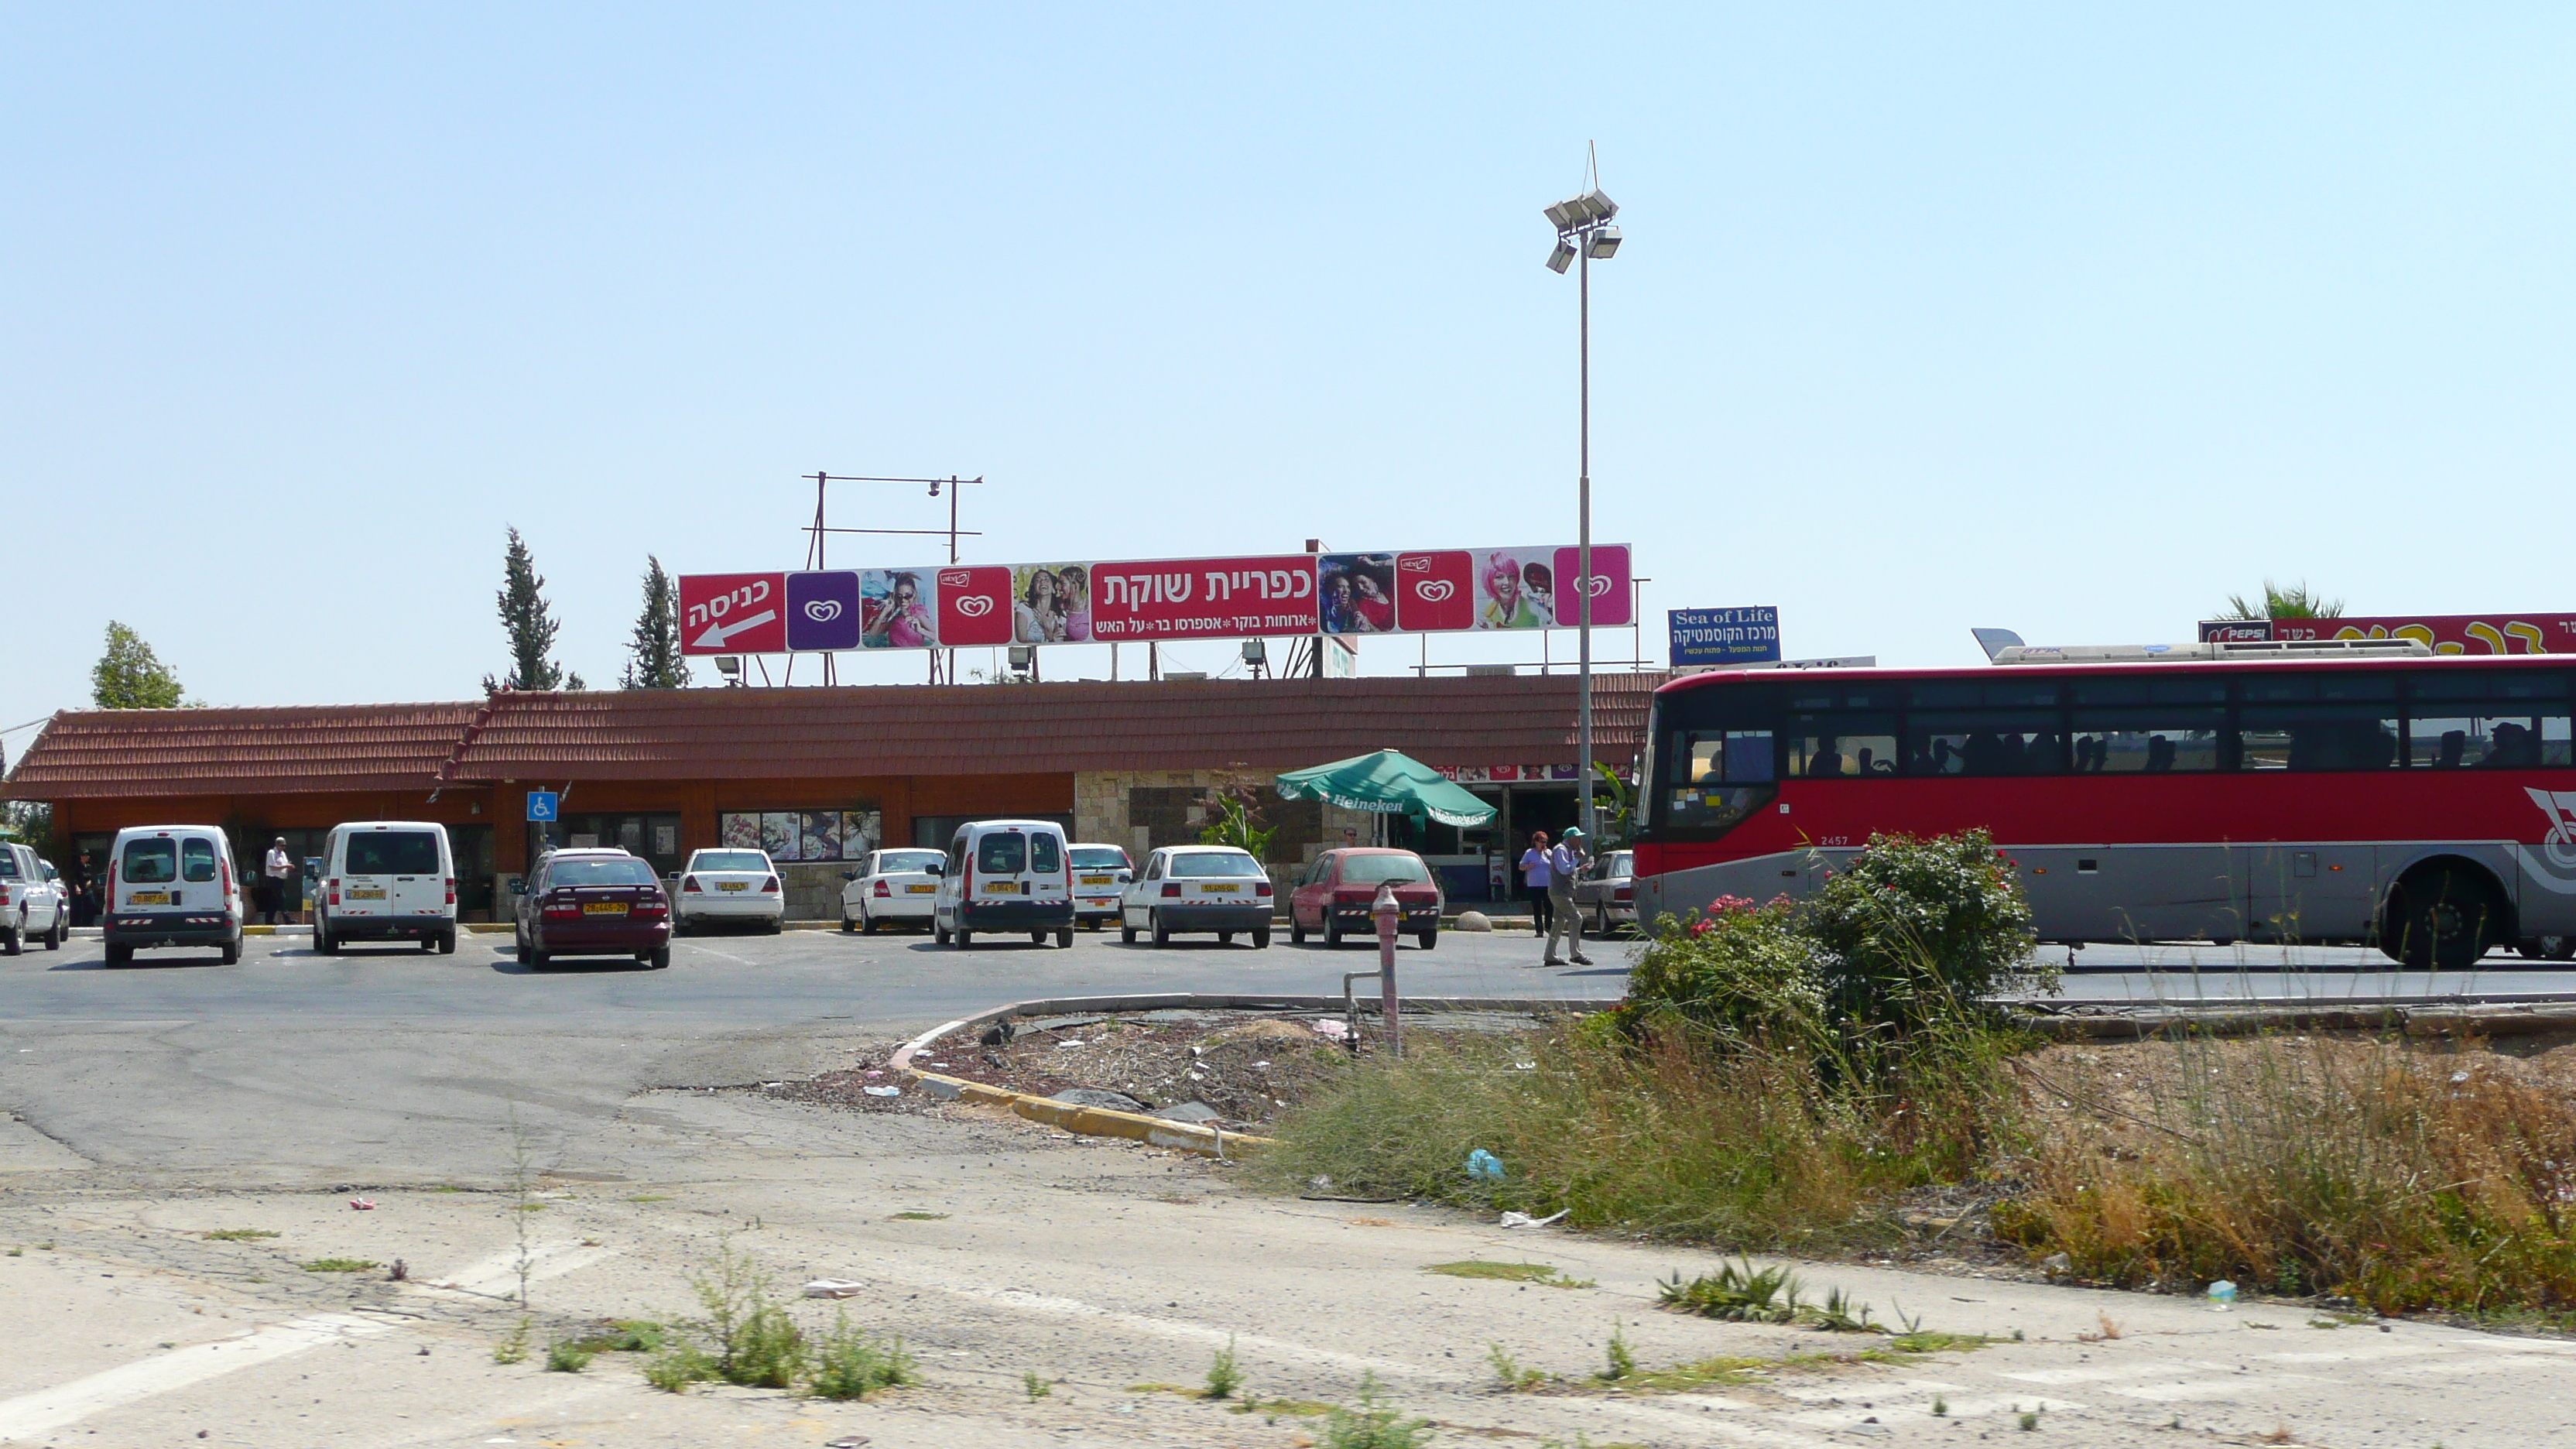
[1516,830,1554,937]
[262,836,293,926]
[1543,826,1593,967]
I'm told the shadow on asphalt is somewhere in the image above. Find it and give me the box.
[485,955,659,976]
[50,952,228,971]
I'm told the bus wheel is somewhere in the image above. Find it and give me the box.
[2383,867,2505,971]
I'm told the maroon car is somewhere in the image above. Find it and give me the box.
[514,848,672,969]
[1288,847,1443,950]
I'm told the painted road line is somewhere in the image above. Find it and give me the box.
[0,1313,389,1440]
[416,1239,616,1298]
[2108,1373,2326,1402]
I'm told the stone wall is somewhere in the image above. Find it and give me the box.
[1074,768,1372,889]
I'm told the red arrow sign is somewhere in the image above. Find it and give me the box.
[678,573,786,655]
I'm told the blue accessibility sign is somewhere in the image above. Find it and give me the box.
[526,790,560,823]
[1669,606,1783,668]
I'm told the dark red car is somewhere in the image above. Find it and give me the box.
[514,848,672,969]
[1288,847,1443,950]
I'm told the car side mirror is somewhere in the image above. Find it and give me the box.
[926,862,944,877]
[841,869,858,882]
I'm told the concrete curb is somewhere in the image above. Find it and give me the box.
[886,992,1621,1157]
[2012,1000,2576,1040]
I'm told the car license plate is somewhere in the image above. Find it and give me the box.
[583,902,628,915]
[1202,882,1240,893]
[718,882,748,892]
[348,888,387,900]
[1081,874,1112,886]
[129,890,169,906]
[906,883,935,894]
[983,882,1019,895]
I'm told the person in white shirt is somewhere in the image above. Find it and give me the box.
[1516,830,1554,937]
[262,838,292,926]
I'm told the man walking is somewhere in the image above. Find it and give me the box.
[262,836,293,927]
[1543,826,1593,967]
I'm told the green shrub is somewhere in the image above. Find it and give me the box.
[1322,1372,1434,1449]
[1625,896,1823,1045]
[544,1339,594,1372]
[806,1311,916,1399]
[642,1339,714,1392]
[1656,1259,1805,1322]
[1803,830,2048,1027]
[1204,1334,1244,1399]
[687,1241,806,1388]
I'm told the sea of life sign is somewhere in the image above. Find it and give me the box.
[678,544,1632,654]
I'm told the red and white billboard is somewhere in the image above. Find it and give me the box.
[680,573,786,655]
[2197,613,2576,655]
[1091,554,1319,641]
[679,543,1632,653]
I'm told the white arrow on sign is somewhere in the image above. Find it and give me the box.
[691,610,777,650]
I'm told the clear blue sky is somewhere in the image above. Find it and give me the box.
[7,5,2573,737]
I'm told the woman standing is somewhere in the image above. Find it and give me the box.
[1516,829,1555,937]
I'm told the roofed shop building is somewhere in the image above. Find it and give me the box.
[4,676,1653,920]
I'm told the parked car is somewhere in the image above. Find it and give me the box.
[1067,842,1135,929]
[1120,845,1273,947]
[513,848,672,969]
[1571,848,1636,933]
[102,824,244,966]
[933,820,1074,949]
[1287,848,1440,950]
[673,848,784,934]
[839,848,946,933]
[313,821,457,954]
[0,841,68,954]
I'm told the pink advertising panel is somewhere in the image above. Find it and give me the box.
[1090,554,1321,641]
[936,565,1015,647]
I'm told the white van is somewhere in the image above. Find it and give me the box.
[313,821,458,954]
[931,818,1074,950]
[104,824,244,966]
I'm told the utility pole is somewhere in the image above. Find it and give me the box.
[798,472,985,684]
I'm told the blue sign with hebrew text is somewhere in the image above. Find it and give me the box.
[1669,607,1782,668]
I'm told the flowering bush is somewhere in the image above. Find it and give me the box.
[1625,894,1824,1044]
[1802,828,2047,1026]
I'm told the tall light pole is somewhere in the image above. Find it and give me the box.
[1543,174,1621,838]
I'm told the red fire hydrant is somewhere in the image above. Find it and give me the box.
[1372,880,1401,1058]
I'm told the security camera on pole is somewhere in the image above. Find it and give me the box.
[1543,153,1621,838]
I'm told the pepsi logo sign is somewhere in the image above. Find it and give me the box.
[954,594,995,617]
[803,599,842,623]
[1414,579,1455,603]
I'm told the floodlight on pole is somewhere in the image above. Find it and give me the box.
[1542,152,1621,841]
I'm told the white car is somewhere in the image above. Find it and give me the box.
[1118,845,1273,948]
[313,820,458,954]
[673,848,785,933]
[0,841,69,954]
[841,848,946,933]
[1067,843,1134,929]
[103,824,244,966]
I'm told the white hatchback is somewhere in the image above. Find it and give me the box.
[840,848,945,933]
[1118,846,1273,948]
[1067,843,1135,929]
[674,848,785,933]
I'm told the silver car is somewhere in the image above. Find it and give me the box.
[1571,849,1636,933]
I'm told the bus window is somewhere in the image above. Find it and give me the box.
[2239,704,2400,771]
[1787,714,1896,778]
[1682,731,1775,786]
[1903,711,2064,776]
[2409,714,2563,769]
[2070,710,2224,772]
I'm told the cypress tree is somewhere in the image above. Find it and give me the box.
[483,527,580,692]
[621,556,690,689]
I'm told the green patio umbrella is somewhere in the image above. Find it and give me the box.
[1273,749,1499,828]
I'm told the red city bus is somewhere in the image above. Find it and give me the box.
[1631,654,2576,968]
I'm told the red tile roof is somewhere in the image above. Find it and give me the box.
[2,702,482,800]
[5,676,1661,799]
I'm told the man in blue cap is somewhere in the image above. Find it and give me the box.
[1543,826,1593,967]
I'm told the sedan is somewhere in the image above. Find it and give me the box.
[1571,849,1636,933]
[672,848,784,934]
[1067,842,1134,929]
[1119,846,1272,947]
[1288,848,1442,950]
[840,848,946,933]
[515,848,672,969]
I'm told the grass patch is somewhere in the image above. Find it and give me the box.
[1425,1260,1593,1288]
[545,1339,594,1372]
[1228,1396,1334,1416]
[567,1320,668,1355]
[889,1211,949,1221]
[805,1311,916,1399]
[1322,1372,1433,1449]
[492,1318,530,1365]
[200,1228,280,1242]
[625,1194,673,1203]
[1995,1033,2576,1314]
[1126,1382,1193,1394]
[300,1258,379,1273]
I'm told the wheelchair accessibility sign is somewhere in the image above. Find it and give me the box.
[526,790,560,823]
